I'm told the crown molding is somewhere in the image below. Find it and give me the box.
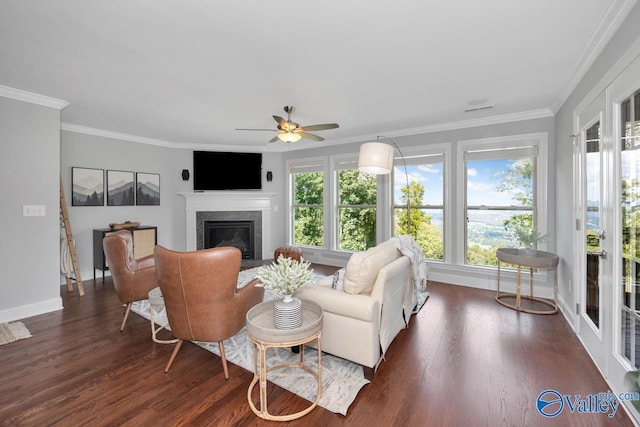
[286,108,555,151]
[550,0,637,113]
[381,108,555,137]
[63,108,554,153]
[0,85,69,110]
[60,123,279,152]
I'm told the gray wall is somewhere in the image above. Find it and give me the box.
[554,2,640,320]
[61,131,190,279]
[60,131,286,279]
[0,97,63,322]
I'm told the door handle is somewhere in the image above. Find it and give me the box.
[588,250,607,259]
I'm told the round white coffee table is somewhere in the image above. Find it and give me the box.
[246,299,323,421]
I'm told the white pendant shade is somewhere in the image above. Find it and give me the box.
[358,142,394,174]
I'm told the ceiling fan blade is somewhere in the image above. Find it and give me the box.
[235,128,277,131]
[300,123,339,132]
[268,135,279,143]
[300,132,324,141]
[273,115,287,127]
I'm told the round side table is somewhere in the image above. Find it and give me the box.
[148,287,178,344]
[496,248,560,314]
[246,300,323,421]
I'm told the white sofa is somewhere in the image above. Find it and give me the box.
[294,239,418,370]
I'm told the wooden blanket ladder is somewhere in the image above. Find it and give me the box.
[60,177,84,296]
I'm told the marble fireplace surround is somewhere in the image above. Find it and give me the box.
[180,192,275,259]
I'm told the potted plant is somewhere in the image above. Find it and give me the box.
[255,255,314,329]
[505,220,549,256]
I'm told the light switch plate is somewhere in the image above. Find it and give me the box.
[23,205,46,216]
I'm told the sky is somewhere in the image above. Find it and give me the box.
[393,158,529,206]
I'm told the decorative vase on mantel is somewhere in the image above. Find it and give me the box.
[273,295,302,329]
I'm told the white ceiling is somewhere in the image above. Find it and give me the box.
[0,0,634,152]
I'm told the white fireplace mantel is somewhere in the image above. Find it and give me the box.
[180,191,276,255]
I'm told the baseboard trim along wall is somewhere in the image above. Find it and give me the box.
[0,297,63,324]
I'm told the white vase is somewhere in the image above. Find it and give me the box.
[273,295,302,329]
[518,247,537,256]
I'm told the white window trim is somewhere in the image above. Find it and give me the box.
[456,132,549,266]
[388,143,451,262]
[330,152,378,251]
[286,156,329,248]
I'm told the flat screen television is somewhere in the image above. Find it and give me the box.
[193,151,262,190]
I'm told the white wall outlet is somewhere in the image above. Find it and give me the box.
[23,205,46,216]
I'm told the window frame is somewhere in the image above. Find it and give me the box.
[390,144,449,262]
[333,153,379,251]
[456,133,549,267]
[287,156,329,249]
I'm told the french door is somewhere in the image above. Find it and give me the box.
[609,55,640,397]
[574,54,640,418]
[576,90,608,369]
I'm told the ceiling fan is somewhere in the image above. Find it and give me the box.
[236,106,339,143]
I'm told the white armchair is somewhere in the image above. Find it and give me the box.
[294,240,413,371]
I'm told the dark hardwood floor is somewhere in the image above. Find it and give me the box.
[0,269,635,426]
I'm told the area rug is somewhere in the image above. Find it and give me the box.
[131,268,370,416]
[0,321,32,345]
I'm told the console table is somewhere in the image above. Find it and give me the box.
[246,300,323,421]
[92,226,157,280]
[496,248,559,314]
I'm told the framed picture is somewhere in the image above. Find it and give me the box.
[136,172,160,206]
[71,167,104,206]
[107,170,135,206]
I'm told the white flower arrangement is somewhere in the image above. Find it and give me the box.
[255,255,314,296]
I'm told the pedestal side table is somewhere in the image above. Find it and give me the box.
[496,248,560,314]
[246,300,323,421]
[148,287,178,344]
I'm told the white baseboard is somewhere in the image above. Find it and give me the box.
[0,297,63,323]
[427,262,556,299]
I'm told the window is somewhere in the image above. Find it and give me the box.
[335,159,377,251]
[460,135,546,267]
[290,161,324,247]
[393,153,444,261]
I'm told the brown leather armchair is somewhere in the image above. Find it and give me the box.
[103,230,158,331]
[154,245,264,379]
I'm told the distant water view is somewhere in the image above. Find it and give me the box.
[421,210,600,248]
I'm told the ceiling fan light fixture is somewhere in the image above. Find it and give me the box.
[277,132,302,143]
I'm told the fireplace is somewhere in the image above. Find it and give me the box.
[204,220,255,259]
[195,210,263,260]
[181,191,274,260]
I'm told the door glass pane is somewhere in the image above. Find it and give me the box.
[585,121,601,327]
[620,90,640,369]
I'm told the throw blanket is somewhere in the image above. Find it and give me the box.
[389,235,428,322]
